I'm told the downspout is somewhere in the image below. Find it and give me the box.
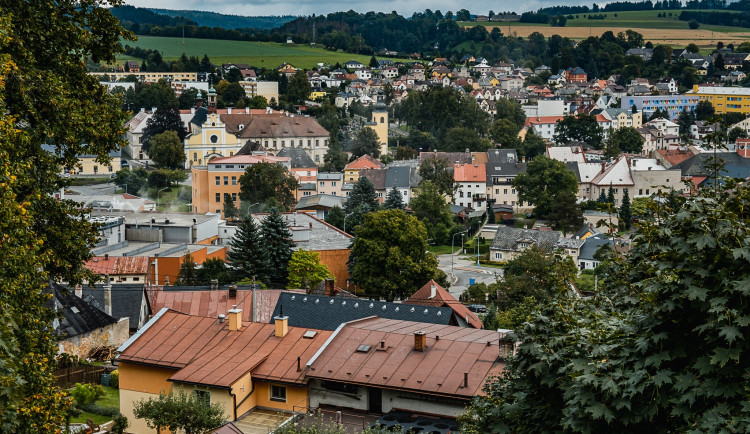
[234,382,256,420]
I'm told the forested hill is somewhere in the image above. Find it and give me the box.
[148,9,296,30]
[110,5,197,27]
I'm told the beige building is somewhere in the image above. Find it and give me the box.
[367,99,389,156]
[239,80,279,103]
[89,71,198,83]
[316,173,344,196]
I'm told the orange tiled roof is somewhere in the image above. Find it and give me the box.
[453,162,486,183]
[85,256,150,276]
[404,280,482,329]
[344,154,385,171]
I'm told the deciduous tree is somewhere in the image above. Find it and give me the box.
[133,388,225,434]
[418,157,456,197]
[348,210,439,301]
[239,162,299,211]
[554,114,604,149]
[512,156,579,219]
[141,107,187,154]
[350,127,381,158]
[148,131,185,169]
[287,249,334,291]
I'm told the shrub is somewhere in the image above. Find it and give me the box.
[80,403,120,417]
[109,370,119,389]
[689,19,700,29]
[112,414,129,434]
[70,383,105,407]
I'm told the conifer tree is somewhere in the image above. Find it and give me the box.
[176,253,199,285]
[597,189,608,203]
[345,176,380,214]
[223,194,238,221]
[383,185,404,210]
[607,185,616,205]
[261,209,294,288]
[620,188,632,229]
[226,218,270,284]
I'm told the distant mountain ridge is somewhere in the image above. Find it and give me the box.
[148,8,297,30]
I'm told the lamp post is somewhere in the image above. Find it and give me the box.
[156,187,168,209]
[343,211,355,234]
[451,231,467,277]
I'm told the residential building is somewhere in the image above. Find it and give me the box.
[625,95,699,120]
[729,116,750,136]
[316,172,344,196]
[485,149,528,210]
[524,116,564,141]
[384,165,418,205]
[564,67,587,83]
[690,85,750,115]
[88,71,198,83]
[43,145,121,176]
[453,162,486,209]
[344,155,385,183]
[578,234,613,271]
[75,283,151,334]
[489,226,563,262]
[403,280,482,328]
[360,168,387,202]
[294,194,347,220]
[586,156,683,205]
[238,80,279,102]
[117,308,332,434]
[598,107,643,129]
[84,256,151,285]
[191,153,291,217]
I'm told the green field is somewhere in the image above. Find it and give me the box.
[460,10,745,33]
[117,36,412,69]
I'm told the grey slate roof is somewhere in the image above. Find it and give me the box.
[578,234,614,261]
[490,226,562,252]
[295,194,347,210]
[270,292,454,330]
[276,146,317,168]
[485,161,526,184]
[190,106,208,127]
[385,166,413,188]
[360,168,387,190]
[50,284,117,340]
[78,284,148,331]
[317,172,343,181]
[674,152,750,177]
[487,148,518,164]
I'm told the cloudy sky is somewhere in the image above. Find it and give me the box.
[124,0,587,18]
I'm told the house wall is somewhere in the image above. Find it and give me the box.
[317,179,343,197]
[381,389,467,417]
[316,248,351,286]
[184,113,243,168]
[151,247,226,286]
[254,381,308,412]
[632,168,682,197]
[308,380,368,411]
[119,362,177,434]
[69,156,121,176]
[256,135,329,166]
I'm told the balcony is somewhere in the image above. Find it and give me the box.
[472,194,487,202]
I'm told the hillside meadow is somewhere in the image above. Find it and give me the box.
[117,36,413,69]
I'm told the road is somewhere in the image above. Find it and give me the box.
[436,253,502,299]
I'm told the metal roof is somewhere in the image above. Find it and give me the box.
[403,280,482,329]
[306,317,505,399]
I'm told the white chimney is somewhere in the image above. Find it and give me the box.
[227,107,232,114]
[429,284,437,299]
[104,274,112,317]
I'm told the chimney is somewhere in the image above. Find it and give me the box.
[413,331,426,351]
[104,253,109,260]
[104,274,112,317]
[522,156,526,163]
[210,279,219,291]
[275,313,289,338]
[74,284,82,299]
[227,107,232,114]
[151,106,157,113]
[463,372,469,388]
[191,107,195,114]
[429,284,437,299]
[228,285,238,299]
[228,305,242,331]
[601,162,606,173]
[324,278,335,297]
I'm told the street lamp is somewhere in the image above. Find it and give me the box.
[451,231,467,277]
[156,187,168,209]
[343,211,355,234]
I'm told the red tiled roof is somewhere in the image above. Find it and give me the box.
[306,317,504,399]
[453,163,486,183]
[85,256,150,276]
[404,280,482,329]
[656,149,695,167]
[344,155,385,170]
[524,116,564,126]
[119,310,331,387]
[207,154,290,165]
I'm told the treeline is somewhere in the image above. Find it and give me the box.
[110,5,196,27]
[680,10,750,27]
[148,9,295,30]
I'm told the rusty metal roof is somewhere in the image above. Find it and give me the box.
[118,310,331,388]
[306,317,505,399]
[152,289,303,323]
[85,256,150,276]
[403,280,482,329]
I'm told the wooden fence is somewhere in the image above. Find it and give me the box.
[55,365,107,389]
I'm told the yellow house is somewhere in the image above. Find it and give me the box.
[691,85,750,115]
[43,145,121,176]
[117,308,331,434]
[309,90,327,101]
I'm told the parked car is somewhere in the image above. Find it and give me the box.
[467,304,487,313]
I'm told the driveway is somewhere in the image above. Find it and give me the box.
[436,253,501,298]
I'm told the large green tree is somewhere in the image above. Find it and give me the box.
[148,130,185,169]
[348,210,439,301]
[285,69,312,103]
[418,157,456,197]
[238,162,299,211]
[383,185,405,210]
[0,1,130,430]
[141,107,187,154]
[610,126,644,154]
[226,218,270,284]
[261,209,295,288]
[494,98,527,130]
[345,176,379,214]
[512,156,580,219]
[286,249,333,292]
[554,114,605,149]
[548,190,584,236]
[461,179,750,433]
[410,180,455,245]
[489,118,522,148]
[350,127,381,158]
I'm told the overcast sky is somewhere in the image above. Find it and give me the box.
[123,0,589,18]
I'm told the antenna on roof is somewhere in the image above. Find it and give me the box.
[279,303,284,317]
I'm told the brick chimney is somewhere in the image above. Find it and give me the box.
[228,285,238,299]
[228,305,242,331]
[210,279,219,291]
[275,305,289,338]
[414,331,426,351]
[324,279,336,297]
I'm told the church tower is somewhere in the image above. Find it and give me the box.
[371,92,389,156]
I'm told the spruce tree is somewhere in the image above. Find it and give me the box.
[223,193,238,221]
[597,190,607,203]
[620,188,632,229]
[226,218,270,284]
[607,185,616,205]
[177,253,199,285]
[261,209,294,288]
[383,185,404,210]
[345,176,380,214]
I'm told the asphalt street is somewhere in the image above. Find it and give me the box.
[436,253,502,299]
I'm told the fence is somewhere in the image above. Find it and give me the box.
[55,365,107,389]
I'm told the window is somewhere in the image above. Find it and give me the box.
[503,189,508,194]
[320,182,325,187]
[215,176,220,186]
[332,181,337,187]
[215,193,221,202]
[194,390,210,406]
[495,252,502,260]
[133,277,140,282]
[226,165,234,169]
[308,140,312,147]
[216,209,220,214]
[315,155,320,162]
[108,165,113,172]
[231,176,237,186]
[194,153,198,162]
[224,176,229,185]
[271,385,287,402]
[210,134,218,144]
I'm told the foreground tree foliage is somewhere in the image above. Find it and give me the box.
[133,388,225,434]
[348,210,439,301]
[0,2,130,431]
[513,156,579,219]
[461,180,750,433]
[287,249,334,292]
[238,162,299,211]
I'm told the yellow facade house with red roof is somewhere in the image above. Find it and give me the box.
[117,308,330,434]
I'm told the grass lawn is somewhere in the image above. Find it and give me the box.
[150,184,191,212]
[428,244,461,255]
[70,386,119,426]
[117,36,414,69]
[68,177,112,186]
